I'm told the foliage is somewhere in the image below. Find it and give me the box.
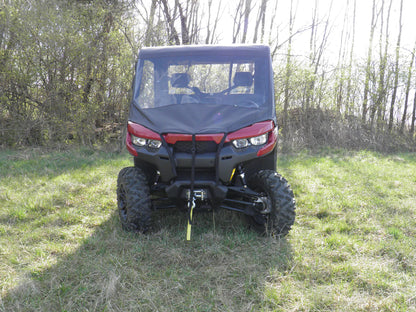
[0,0,132,146]
[280,108,416,152]
[1,0,416,150]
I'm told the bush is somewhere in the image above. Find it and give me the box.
[278,108,416,152]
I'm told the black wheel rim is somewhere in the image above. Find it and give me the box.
[252,189,274,234]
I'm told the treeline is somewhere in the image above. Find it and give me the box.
[1,0,132,146]
[1,0,415,151]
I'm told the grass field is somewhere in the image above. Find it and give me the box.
[0,148,415,311]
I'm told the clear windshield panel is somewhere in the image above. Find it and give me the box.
[135,55,268,109]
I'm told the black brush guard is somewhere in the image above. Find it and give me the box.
[151,133,267,219]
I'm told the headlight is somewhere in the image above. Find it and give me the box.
[131,134,147,146]
[249,133,268,146]
[147,139,162,149]
[232,138,250,148]
[232,133,268,149]
[131,134,161,149]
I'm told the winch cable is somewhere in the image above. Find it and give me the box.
[186,196,196,241]
[186,134,197,241]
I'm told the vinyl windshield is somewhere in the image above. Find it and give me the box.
[133,55,268,109]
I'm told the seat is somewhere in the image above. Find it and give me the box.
[170,73,191,88]
[233,72,253,87]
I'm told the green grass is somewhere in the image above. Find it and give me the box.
[1,148,416,311]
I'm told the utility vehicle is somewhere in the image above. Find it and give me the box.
[117,45,295,239]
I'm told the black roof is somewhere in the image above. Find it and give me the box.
[138,44,271,59]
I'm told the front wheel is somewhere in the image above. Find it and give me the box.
[247,170,296,237]
[117,167,152,233]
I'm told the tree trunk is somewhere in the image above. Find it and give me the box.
[282,0,295,141]
[388,0,403,131]
[411,90,416,137]
[345,0,356,116]
[375,0,393,129]
[268,0,279,58]
[144,0,157,46]
[176,0,189,44]
[400,43,416,133]
[362,0,377,123]
[232,0,244,43]
[160,0,180,45]
[241,0,252,44]
[253,0,267,44]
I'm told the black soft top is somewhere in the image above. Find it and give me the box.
[129,44,276,135]
[138,44,272,58]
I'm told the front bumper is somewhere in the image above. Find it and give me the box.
[130,140,263,183]
[126,121,277,199]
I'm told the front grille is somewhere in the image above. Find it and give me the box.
[173,141,218,153]
[176,168,216,180]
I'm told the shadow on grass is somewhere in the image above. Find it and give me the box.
[0,148,129,180]
[2,210,294,311]
[0,148,130,230]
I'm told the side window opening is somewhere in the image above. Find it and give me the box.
[138,60,155,108]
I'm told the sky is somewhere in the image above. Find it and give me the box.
[215,0,416,63]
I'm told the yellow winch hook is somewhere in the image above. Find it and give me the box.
[186,197,196,241]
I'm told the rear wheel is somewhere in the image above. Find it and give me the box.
[117,167,152,232]
[247,170,296,237]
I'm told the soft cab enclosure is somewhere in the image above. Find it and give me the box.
[128,45,276,135]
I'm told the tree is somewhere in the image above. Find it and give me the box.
[362,0,378,123]
[304,0,332,111]
[0,0,132,145]
[388,0,403,131]
[160,0,181,45]
[231,0,245,43]
[345,0,356,116]
[401,43,416,134]
[411,89,416,138]
[253,0,267,44]
[282,0,296,140]
[205,0,222,44]
[371,0,393,129]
